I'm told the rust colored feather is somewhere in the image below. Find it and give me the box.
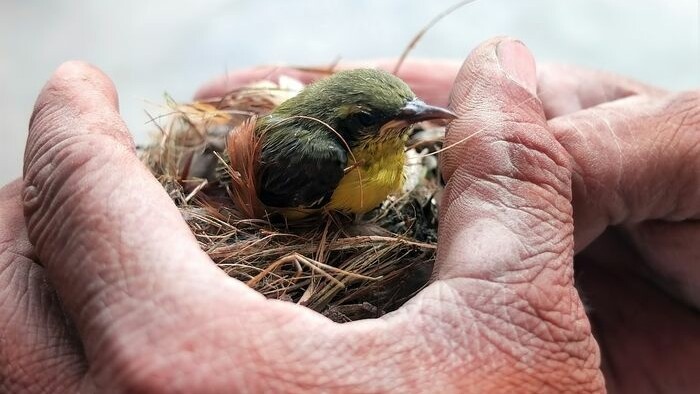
[225,115,265,219]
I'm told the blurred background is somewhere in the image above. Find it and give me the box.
[0,0,698,184]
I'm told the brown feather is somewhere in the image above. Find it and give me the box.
[225,115,265,219]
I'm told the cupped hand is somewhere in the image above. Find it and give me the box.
[200,46,700,393]
[1,37,698,393]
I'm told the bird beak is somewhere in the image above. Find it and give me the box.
[397,99,457,123]
[381,99,457,134]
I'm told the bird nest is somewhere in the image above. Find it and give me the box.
[140,75,445,322]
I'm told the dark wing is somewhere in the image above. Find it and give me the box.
[258,127,347,208]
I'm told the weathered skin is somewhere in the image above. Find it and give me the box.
[1,37,698,393]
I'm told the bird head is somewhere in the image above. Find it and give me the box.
[270,69,457,146]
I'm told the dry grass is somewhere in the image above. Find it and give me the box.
[140,77,444,322]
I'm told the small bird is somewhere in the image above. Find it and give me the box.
[252,68,456,218]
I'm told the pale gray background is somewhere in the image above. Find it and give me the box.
[1,0,698,184]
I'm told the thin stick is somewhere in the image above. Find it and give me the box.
[247,252,378,289]
[316,218,332,264]
[346,235,436,250]
[184,179,208,203]
[291,56,342,74]
[407,93,544,163]
[393,0,480,75]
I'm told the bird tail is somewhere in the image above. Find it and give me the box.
[225,115,266,219]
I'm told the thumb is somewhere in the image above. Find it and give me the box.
[422,37,602,389]
[437,37,574,284]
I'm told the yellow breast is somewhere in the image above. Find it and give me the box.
[326,138,406,214]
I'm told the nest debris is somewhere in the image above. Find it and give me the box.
[140,76,445,322]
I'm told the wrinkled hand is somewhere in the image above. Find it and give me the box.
[1,37,698,393]
[202,41,700,392]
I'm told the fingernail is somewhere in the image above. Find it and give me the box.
[496,39,537,96]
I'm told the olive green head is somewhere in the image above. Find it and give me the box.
[267,68,456,145]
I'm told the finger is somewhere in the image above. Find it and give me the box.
[0,180,85,393]
[22,62,263,377]
[194,58,462,107]
[436,37,574,281]
[405,37,602,390]
[575,230,700,393]
[537,63,667,118]
[548,91,700,251]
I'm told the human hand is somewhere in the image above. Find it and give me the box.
[2,36,697,393]
[201,42,700,393]
[436,41,700,393]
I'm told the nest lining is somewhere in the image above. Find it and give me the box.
[140,76,444,322]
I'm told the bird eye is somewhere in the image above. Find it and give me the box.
[355,112,376,127]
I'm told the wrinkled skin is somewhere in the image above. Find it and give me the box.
[1,37,699,393]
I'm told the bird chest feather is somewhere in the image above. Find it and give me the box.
[327,137,406,213]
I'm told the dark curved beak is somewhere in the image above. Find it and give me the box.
[380,99,457,135]
[397,99,457,123]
